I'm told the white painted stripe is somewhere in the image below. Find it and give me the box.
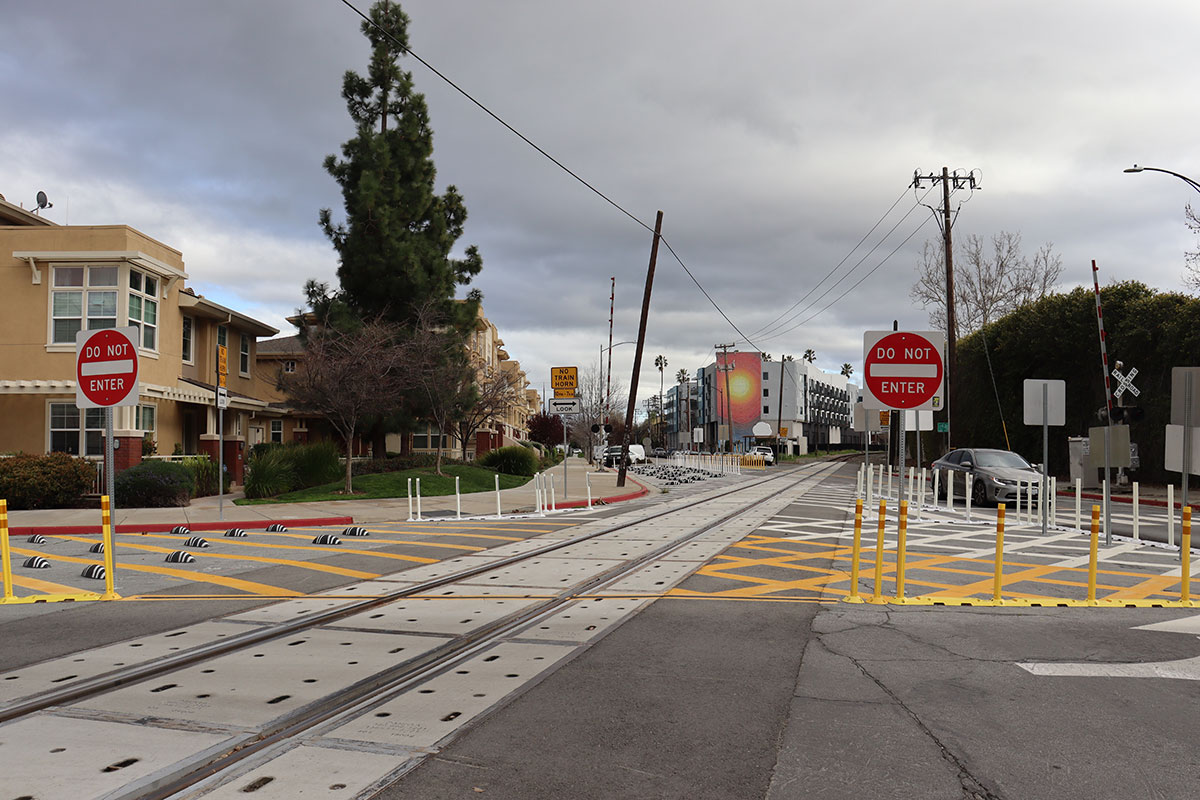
[80,359,134,376]
[869,363,939,378]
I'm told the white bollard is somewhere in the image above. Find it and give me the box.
[965,473,973,521]
[907,467,915,501]
[586,471,593,509]
[1133,482,1140,541]
[1016,481,1022,525]
[887,467,893,501]
[947,470,955,510]
[416,478,422,520]
[919,468,927,518]
[1168,484,1176,548]
[495,474,502,519]
[455,476,461,520]
[866,465,874,517]
[407,477,413,521]
[1050,477,1057,528]
[1075,478,1082,531]
[534,472,542,513]
[550,478,556,511]
[933,469,940,511]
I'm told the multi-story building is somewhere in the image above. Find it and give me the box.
[0,194,278,483]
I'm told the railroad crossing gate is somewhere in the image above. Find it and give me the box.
[861,330,945,411]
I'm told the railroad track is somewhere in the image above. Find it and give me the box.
[1,459,847,800]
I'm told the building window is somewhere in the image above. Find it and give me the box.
[50,266,118,344]
[764,406,770,414]
[49,403,104,456]
[763,372,769,380]
[270,420,283,443]
[135,404,156,434]
[182,317,193,363]
[283,360,296,373]
[217,325,227,348]
[128,270,158,350]
[763,388,769,397]
[240,334,250,375]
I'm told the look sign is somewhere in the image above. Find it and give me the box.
[861,330,945,411]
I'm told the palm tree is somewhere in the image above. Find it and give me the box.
[803,349,816,364]
[676,368,689,450]
[840,363,854,377]
[654,354,667,447]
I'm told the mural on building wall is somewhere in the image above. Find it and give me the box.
[715,351,763,442]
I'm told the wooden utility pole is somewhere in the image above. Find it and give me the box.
[715,343,735,453]
[617,211,663,488]
[776,356,789,454]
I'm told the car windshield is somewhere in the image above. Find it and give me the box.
[974,451,1032,469]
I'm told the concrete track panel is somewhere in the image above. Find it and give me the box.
[597,559,706,595]
[73,628,449,729]
[323,641,574,750]
[0,714,236,800]
[195,743,411,800]
[456,558,623,590]
[0,620,259,705]
[511,597,653,642]
[537,537,669,560]
[222,597,385,625]
[330,597,545,636]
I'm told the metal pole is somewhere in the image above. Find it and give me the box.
[218,404,224,522]
[563,418,569,500]
[105,407,115,507]
[1185,373,1193,510]
[897,410,905,511]
[617,211,663,488]
[1104,425,1111,546]
[1042,383,1049,537]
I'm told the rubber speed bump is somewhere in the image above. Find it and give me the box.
[170,525,191,535]
[82,564,106,580]
[342,526,370,537]
[89,542,105,553]
[266,523,288,532]
[225,528,247,538]
[183,537,210,548]
[312,534,342,546]
[27,534,46,545]
[164,551,196,564]
[22,556,50,569]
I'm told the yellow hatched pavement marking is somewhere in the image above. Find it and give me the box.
[124,534,438,564]
[10,547,300,597]
[61,536,378,580]
[6,573,96,595]
[129,532,473,556]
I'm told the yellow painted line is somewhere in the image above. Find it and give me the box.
[7,573,95,595]
[10,547,300,597]
[120,534,438,564]
[60,536,378,580]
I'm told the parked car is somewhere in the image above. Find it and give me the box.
[652,447,668,458]
[929,448,1042,506]
[750,446,775,465]
[602,444,647,467]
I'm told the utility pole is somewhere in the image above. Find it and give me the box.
[606,276,615,425]
[617,212,663,488]
[716,343,735,454]
[910,166,979,452]
[776,355,789,456]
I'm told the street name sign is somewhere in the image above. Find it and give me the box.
[862,330,945,411]
[550,366,578,391]
[76,327,139,408]
[549,396,581,414]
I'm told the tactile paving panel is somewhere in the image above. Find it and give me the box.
[323,641,574,749]
[510,597,652,642]
[74,629,450,729]
[196,743,410,799]
[0,621,260,705]
[0,714,236,800]
[456,557,619,589]
[331,596,544,635]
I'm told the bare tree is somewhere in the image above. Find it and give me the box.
[911,231,1063,337]
[405,311,477,477]
[1184,204,1200,291]
[279,320,406,494]
[567,362,626,462]
[455,366,521,462]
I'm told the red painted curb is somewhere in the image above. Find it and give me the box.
[8,516,355,537]
[552,476,651,510]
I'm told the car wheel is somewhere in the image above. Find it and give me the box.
[972,479,989,507]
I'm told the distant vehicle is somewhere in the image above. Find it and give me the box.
[930,448,1042,506]
[750,446,775,465]
[652,447,668,458]
[602,444,647,467]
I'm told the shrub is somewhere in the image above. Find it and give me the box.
[115,460,194,508]
[0,452,95,510]
[182,456,231,497]
[243,447,297,499]
[288,441,342,488]
[478,445,538,477]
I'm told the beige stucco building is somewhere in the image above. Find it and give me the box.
[0,196,278,482]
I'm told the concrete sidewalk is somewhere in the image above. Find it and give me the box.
[4,457,650,534]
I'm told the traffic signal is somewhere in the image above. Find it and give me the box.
[591,424,600,433]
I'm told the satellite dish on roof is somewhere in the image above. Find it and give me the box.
[33,191,53,214]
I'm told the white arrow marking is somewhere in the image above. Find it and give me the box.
[1018,613,1200,680]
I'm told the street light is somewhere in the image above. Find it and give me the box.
[1124,164,1200,195]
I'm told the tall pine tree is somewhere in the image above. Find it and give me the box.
[319,0,482,332]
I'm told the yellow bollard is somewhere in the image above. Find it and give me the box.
[100,495,118,601]
[846,499,864,603]
[894,500,908,601]
[0,499,12,602]
[1087,505,1100,604]
[1183,507,1192,605]
[993,504,1006,603]
[872,500,887,602]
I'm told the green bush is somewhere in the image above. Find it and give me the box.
[288,441,342,487]
[478,445,538,477]
[0,452,95,510]
[182,456,231,497]
[115,460,194,508]
[243,447,297,499]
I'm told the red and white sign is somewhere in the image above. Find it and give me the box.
[76,327,140,409]
[862,330,945,411]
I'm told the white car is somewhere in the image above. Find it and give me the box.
[751,446,775,465]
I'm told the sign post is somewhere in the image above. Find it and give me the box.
[217,344,228,520]
[1023,379,1066,537]
[77,326,140,597]
[550,367,578,500]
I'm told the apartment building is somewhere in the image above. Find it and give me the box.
[0,195,279,483]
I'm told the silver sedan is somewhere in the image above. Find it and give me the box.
[931,448,1044,506]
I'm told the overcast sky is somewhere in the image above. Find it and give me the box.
[4,1,1199,408]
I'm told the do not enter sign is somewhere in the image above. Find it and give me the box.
[862,330,945,411]
[76,327,140,408]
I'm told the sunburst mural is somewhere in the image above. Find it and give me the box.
[715,351,763,440]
